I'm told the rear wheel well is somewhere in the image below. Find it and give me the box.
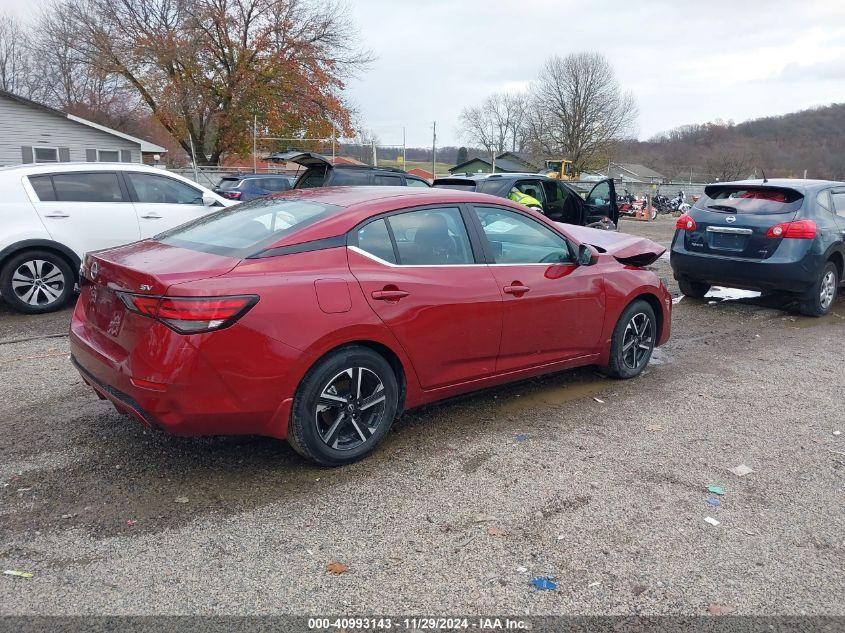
[629,293,664,342]
[827,251,844,281]
[0,243,80,284]
[312,341,407,415]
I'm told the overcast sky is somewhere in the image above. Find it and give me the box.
[4,0,845,147]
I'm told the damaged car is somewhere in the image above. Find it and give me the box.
[70,187,670,466]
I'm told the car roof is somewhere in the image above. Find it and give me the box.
[259,186,530,247]
[0,162,183,176]
[436,172,546,182]
[716,178,845,191]
[222,173,291,180]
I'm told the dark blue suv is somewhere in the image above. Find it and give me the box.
[670,179,845,316]
[214,174,295,202]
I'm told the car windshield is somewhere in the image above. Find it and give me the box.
[696,186,804,215]
[216,178,241,190]
[157,197,340,256]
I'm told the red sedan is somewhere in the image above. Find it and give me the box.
[70,187,671,465]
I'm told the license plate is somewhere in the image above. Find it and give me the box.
[710,232,746,251]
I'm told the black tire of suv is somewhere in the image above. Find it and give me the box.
[0,250,75,314]
[678,278,710,299]
[801,262,838,317]
[287,345,399,466]
[606,299,658,380]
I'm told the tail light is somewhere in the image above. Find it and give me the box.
[221,191,242,200]
[676,214,697,231]
[118,293,258,333]
[766,219,816,239]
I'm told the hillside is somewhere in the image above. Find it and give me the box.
[615,103,845,182]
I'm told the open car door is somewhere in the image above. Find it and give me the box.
[584,179,619,225]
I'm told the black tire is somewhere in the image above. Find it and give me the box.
[801,262,838,317]
[287,345,399,466]
[0,250,74,314]
[678,278,710,299]
[607,300,657,379]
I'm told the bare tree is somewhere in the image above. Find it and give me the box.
[0,12,32,95]
[705,149,755,182]
[458,91,529,161]
[524,52,637,172]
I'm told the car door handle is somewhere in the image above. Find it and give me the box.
[140,212,163,219]
[503,284,530,295]
[371,289,410,301]
[43,212,69,218]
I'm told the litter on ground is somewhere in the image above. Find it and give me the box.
[531,577,557,591]
[3,570,33,579]
[706,497,722,507]
[704,516,721,526]
[730,464,754,477]
[707,485,725,495]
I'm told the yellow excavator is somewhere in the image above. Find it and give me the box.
[542,159,577,180]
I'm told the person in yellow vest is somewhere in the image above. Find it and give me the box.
[508,187,543,211]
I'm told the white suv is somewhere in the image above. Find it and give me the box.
[0,163,234,314]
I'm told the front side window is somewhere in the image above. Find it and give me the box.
[515,180,546,205]
[586,181,610,206]
[159,198,340,256]
[405,178,430,188]
[355,218,397,264]
[387,207,473,265]
[33,147,58,163]
[474,206,572,264]
[126,172,203,204]
[51,172,125,202]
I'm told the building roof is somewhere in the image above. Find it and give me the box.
[495,151,538,169]
[407,167,433,180]
[613,163,665,180]
[449,157,493,173]
[0,89,167,154]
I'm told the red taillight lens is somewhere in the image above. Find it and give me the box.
[766,219,816,239]
[222,191,242,200]
[676,214,697,231]
[118,293,258,333]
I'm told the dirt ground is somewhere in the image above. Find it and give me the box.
[0,215,843,616]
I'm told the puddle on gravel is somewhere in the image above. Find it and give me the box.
[498,374,606,414]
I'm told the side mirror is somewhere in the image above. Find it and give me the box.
[202,191,218,206]
[577,243,598,266]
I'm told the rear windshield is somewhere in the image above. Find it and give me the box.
[158,197,340,257]
[696,186,804,215]
[216,178,242,190]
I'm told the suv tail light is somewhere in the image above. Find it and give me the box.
[221,191,242,200]
[675,214,697,231]
[766,219,816,239]
[118,294,258,333]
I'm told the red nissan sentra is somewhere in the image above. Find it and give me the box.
[70,187,671,465]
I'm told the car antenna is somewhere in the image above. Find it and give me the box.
[761,168,768,184]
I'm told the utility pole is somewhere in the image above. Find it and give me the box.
[252,115,257,174]
[402,126,406,169]
[188,133,199,182]
[372,140,377,167]
[431,121,437,178]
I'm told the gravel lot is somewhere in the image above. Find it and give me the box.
[1,215,843,616]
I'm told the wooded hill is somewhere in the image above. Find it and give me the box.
[614,103,845,182]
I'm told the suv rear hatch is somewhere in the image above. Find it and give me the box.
[266,151,334,189]
[683,185,805,259]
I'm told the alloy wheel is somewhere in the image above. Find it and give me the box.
[11,259,66,307]
[820,270,836,310]
[621,312,654,370]
[315,367,387,451]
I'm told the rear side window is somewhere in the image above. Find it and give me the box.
[158,198,340,256]
[330,170,371,186]
[356,219,397,264]
[387,207,473,265]
[696,186,804,215]
[51,172,125,202]
[126,173,203,204]
[373,174,403,186]
[832,191,845,217]
[296,167,327,188]
[405,178,429,188]
[259,178,290,192]
[28,175,56,201]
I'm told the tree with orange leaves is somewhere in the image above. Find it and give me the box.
[58,0,369,164]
